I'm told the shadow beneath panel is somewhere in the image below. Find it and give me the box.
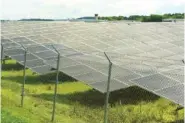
[32,86,160,107]
[2,72,77,85]
[1,61,23,71]
[1,60,76,84]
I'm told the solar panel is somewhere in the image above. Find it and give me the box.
[149,50,175,58]
[167,47,184,54]
[31,65,55,75]
[47,57,80,69]
[171,41,184,47]
[131,74,180,91]
[4,48,25,56]
[3,42,20,49]
[11,54,38,61]
[20,59,45,68]
[74,71,108,84]
[1,39,12,44]
[62,65,94,76]
[44,43,68,50]
[27,45,49,53]
[122,63,157,76]
[161,67,184,83]
[12,37,30,42]
[58,48,80,57]
[35,50,57,59]
[155,84,184,106]
[18,40,35,45]
[1,21,184,106]
[90,79,129,93]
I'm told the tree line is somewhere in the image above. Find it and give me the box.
[19,18,54,21]
[98,13,184,22]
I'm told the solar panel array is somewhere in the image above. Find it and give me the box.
[1,21,184,106]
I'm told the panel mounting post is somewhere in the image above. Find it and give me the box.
[104,52,112,123]
[21,45,27,107]
[51,45,60,122]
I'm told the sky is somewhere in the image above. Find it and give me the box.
[1,0,184,20]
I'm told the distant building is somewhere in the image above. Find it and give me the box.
[95,14,98,21]
[72,14,104,22]
[162,18,184,22]
[77,16,96,22]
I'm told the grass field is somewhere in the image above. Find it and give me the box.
[1,60,184,123]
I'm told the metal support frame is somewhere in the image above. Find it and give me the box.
[51,45,60,122]
[21,45,27,107]
[104,52,112,123]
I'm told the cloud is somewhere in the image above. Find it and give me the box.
[1,0,184,19]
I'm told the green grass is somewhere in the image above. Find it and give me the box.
[1,60,184,123]
[1,109,28,123]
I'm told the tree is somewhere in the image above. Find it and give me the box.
[150,14,162,22]
[98,13,184,21]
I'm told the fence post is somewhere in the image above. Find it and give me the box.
[21,45,27,107]
[104,52,112,123]
[1,44,3,64]
[51,45,60,122]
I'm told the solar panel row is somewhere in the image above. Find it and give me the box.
[1,21,184,106]
[1,38,56,74]
[1,37,131,92]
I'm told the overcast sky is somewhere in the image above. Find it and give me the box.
[1,0,184,20]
